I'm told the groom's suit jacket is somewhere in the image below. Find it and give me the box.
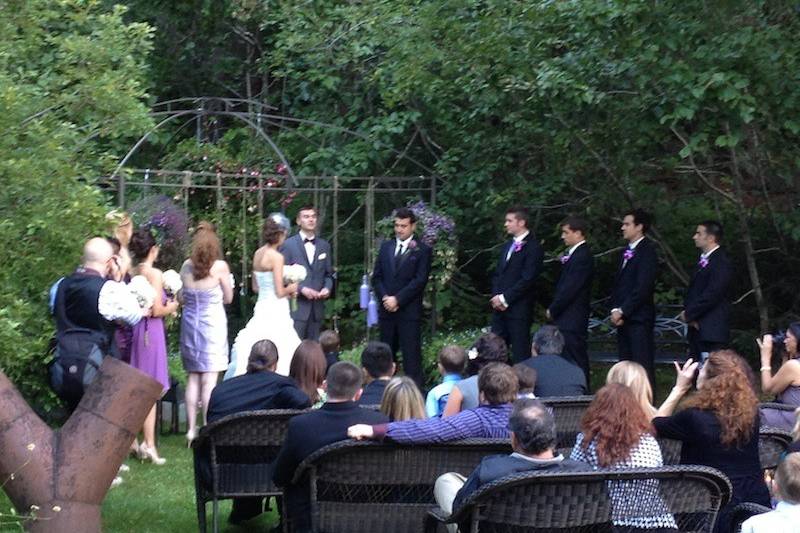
[372,237,432,321]
[491,233,544,320]
[281,233,334,322]
[683,248,732,343]
[609,237,657,324]
[549,243,594,334]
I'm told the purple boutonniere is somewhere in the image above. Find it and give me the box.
[623,248,635,261]
[407,240,418,251]
[512,241,525,253]
[559,254,570,264]
[698,257,709,269]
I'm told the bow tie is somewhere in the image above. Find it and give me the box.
[304,237,315,244]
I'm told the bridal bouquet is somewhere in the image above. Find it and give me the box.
[129,275,156,310]
[162,269,182,298]
[284,264,307,312]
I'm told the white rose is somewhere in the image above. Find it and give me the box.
[129,275,156,310]
[162,269,182,297]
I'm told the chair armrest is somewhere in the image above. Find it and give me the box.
[424,507,454,533]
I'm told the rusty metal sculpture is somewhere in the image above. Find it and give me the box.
[0,357,163,532]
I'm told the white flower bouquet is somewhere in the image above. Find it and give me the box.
[129,275,156,310]
[283,264,307,312]
[162,269,182,298]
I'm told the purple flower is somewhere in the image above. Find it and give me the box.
[408,240,418,250]
[698,257,709,269]
[623,248,635,261]
[512,241,525,253]
[560,254,570,264]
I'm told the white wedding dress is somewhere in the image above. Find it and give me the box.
[224,270,300,379]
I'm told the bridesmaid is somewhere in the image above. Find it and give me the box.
[179,222,233,444]
[129,227,179,465]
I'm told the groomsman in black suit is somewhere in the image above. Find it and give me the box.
[547,217,594,383]
[681,221,733,359]
[491,206,544,363]
[609,209,658,385]
[281,205,334,340]
[372,207,433,385]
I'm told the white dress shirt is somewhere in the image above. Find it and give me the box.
[300,230,316,264]
[741,501,800,533]
[567,240,586,257]
[395,235,414,257]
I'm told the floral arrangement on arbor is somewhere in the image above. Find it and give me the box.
[377,200,458,311]
[128,195,190,270]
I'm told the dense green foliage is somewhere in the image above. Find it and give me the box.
[0,0,153,410]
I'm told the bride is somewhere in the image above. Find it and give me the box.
[225,214,302,378]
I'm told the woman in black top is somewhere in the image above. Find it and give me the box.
[653,350,769,533]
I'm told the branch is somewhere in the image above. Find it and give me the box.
[669,126,738,204]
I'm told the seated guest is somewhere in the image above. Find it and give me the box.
[289,340,328,408]
[358,341,396,405]
[571,384,677,532]
[741,453,800,533]
[319,329,340,371]
[758,325,800,431]
[607,361,657,419]
[348,363,517,443]
[425,345,466,417]
[513,362,537,399]
[204,340,311,525]
[653,350,770,533]
[442,333,508,416]
[521,325,587,397]
[434,398,588,532]
[381,376,426,421]
[272,361,389,532]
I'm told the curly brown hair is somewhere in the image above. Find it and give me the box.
[580,383,652,466]
[683,350,759,446]
[190,221,221,280]
[262,218,286,245]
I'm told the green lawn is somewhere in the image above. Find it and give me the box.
[0,434,279,532]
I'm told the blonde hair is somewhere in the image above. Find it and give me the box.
[606,361,656,419]
[380,377,426,421]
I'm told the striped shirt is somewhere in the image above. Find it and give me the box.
[373,403,512,444]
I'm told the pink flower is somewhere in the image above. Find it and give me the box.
[623,248,635,261]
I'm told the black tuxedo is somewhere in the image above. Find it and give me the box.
[491,233,544,362]
[281,233,334,340]
[548,242,594,381]
[372,237,432,384]
[272,401,389,532]
[609,237,658,384]
[206,371,311,423]
[203,371,310,523]
[683,248,733,358]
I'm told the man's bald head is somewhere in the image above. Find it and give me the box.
[83,237,114,267]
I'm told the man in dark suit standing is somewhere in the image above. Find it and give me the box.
[681,221,733,360]
[547,217,594,383]
[491,206,544,363]
[609,209,658,386]
[281,205,334,340]
[272,361,389,532]
[204,340,311,524]
[372,207,432,385]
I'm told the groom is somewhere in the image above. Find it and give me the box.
[281,205,334,340]
[372,207,432,386]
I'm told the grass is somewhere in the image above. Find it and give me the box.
[0,434,279,532]
[0,364,678,532]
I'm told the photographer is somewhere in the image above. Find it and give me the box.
[758,324,800,431]
[652,350,769,533]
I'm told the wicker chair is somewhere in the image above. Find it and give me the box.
[538,395,593,454]
[191,408,307,533]
[424,465,732,533]
[729,501,772,533]
[289,438,512,533]
[757,428,793,470]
